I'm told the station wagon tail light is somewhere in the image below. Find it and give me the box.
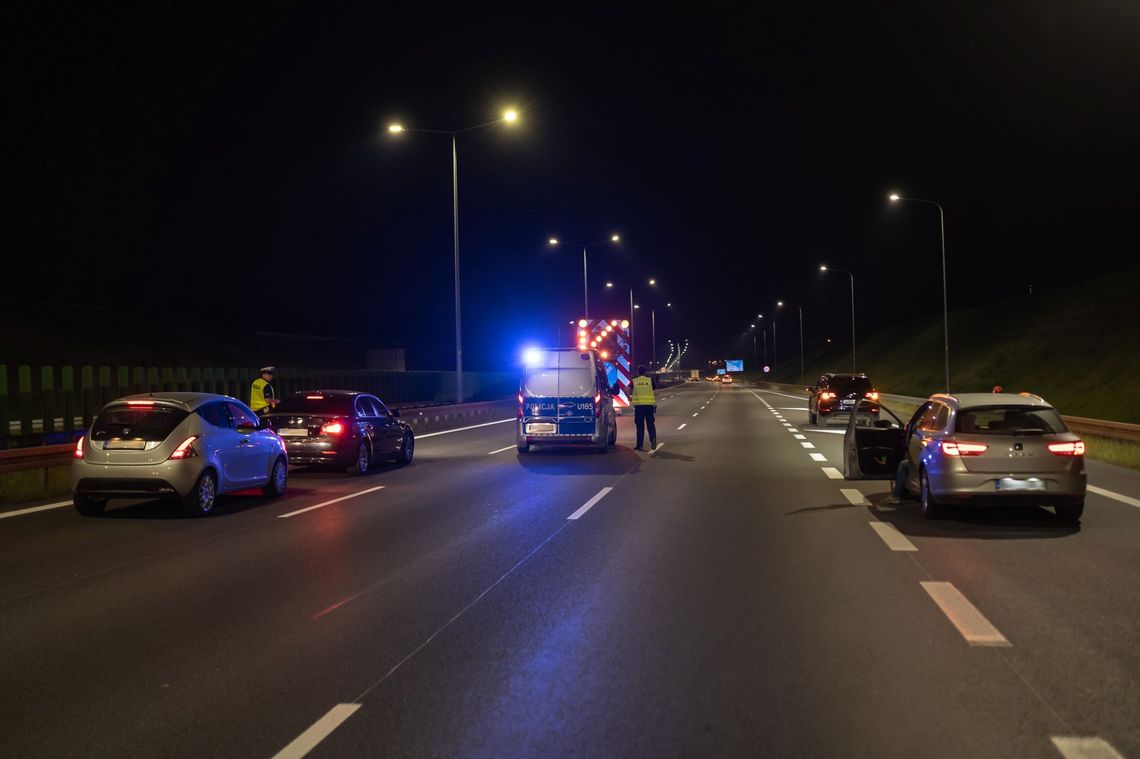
[74,436,85,459]
[126,400,155,406]
[168,436,199,460]
[1048,441,1085,456]
[320,421,344,435]
[865,391,880,400]
[942,441,988,456]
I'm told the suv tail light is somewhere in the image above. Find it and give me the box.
[865,391,880,401]
[942,441,988,456]
[819,391,835,400]
[1048,441,1085,456]
[168,436,199,460]
[74,436,85,459]
[320,421,344,436]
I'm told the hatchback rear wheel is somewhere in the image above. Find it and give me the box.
[262,457,287,497]
[73,494,107,517]
[183,470,217,517]
[920,469,945,519]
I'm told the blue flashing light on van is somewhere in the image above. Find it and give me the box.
[517,348,618,454]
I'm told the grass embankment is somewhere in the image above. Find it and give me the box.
[744,267,1140,469]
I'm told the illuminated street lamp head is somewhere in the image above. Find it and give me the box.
[648,278,656,286]
[503,109,519,123]
[819,264,828,272]
[611,234,620,242]
[605,282,614,288]
[777,301,785,307]
[548,238,559,245]
[889,193,900,202]
[387,124,405,134]
[634,304,640,309]
[666,302,672,307]
[750,324,756,329]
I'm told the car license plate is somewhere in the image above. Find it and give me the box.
[840,399,855,408]
[104,439,146,450]
[278,428,310,437]
[996,477,1045,492]
[526,423,556,434]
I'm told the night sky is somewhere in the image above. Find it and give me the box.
[5,2,1139,370]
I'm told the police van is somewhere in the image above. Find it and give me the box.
[517,348,618,453]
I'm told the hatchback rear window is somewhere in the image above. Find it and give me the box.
[274,394,355,415]
[955,406,1067,435]
[91,404,190,442]
[828,377,872,393]
[524,368,595,397]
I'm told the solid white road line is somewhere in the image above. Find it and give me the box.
[800,441,816,449]
[809,452,827,462]
[677,423,687,430]
[416,418,515,439]
[272,703,361,759]
[821,467,843,479]
[920,581,1011,647]
[1087,485,1140,509]
[756,389,807,401]
[840,488,869,505]
[569,487,613,520]
[778,407,808,411]
[0,500,72,520]
[803,428,845,435]
[1051,736,1125,759]
[869,522,918,551]
[793,434,806,440]
[278,486,385,519]
[487,445,516,455]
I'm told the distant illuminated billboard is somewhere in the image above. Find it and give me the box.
[716,368,726,375]
[726,359,744,372]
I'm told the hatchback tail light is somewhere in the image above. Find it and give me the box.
[168,436,199,460]
[74,436,85,459]
[1047,441,1085,456]
[942,441,988,456]
[320,421,344,436]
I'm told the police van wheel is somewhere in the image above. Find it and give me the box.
[608,421,617,446]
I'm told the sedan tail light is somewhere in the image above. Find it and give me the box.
[320,421,344,436]
[168,436,199,460]
[1047,441,1085,456]
[942,441,988,456]
[74,436,85,459]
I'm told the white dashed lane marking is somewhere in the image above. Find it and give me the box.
[869,522,917,551]
[809,452,827,462]
[840,488,869,505]
[800,442,815,449]
[1050,736,1125,759]
[920,581,1011,647]
[821,467,843,479]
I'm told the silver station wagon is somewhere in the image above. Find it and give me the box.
[72,392,288,516]
[844,392,1087,523]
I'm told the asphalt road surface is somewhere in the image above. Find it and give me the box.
[2,382,1138,758]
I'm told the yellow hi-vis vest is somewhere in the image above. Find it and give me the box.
[631,375,656,405]
[250,378,271,412]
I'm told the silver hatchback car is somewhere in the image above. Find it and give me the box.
[72,393,288,516]
[844,393,1087,523]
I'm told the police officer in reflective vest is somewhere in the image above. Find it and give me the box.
[631,364,657,451]
[250,366,278,417]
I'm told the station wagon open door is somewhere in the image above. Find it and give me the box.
[842,399,907,479]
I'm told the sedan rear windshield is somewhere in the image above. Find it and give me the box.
[274,394,355,415]
[91,405,190,442]
[955,406,1067,435]
[524,368,595,397]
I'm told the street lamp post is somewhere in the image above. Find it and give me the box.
[547,234,621,320]
[387,109,519,404]
[777,300,804,385]
[820,264,856,373]
[890,193,950,392]
[606,281,637,367]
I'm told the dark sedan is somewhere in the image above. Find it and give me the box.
[262,390,414,474]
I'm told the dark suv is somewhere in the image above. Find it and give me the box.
[807,373,879,425]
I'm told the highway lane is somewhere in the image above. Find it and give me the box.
[0,382,1136,757]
